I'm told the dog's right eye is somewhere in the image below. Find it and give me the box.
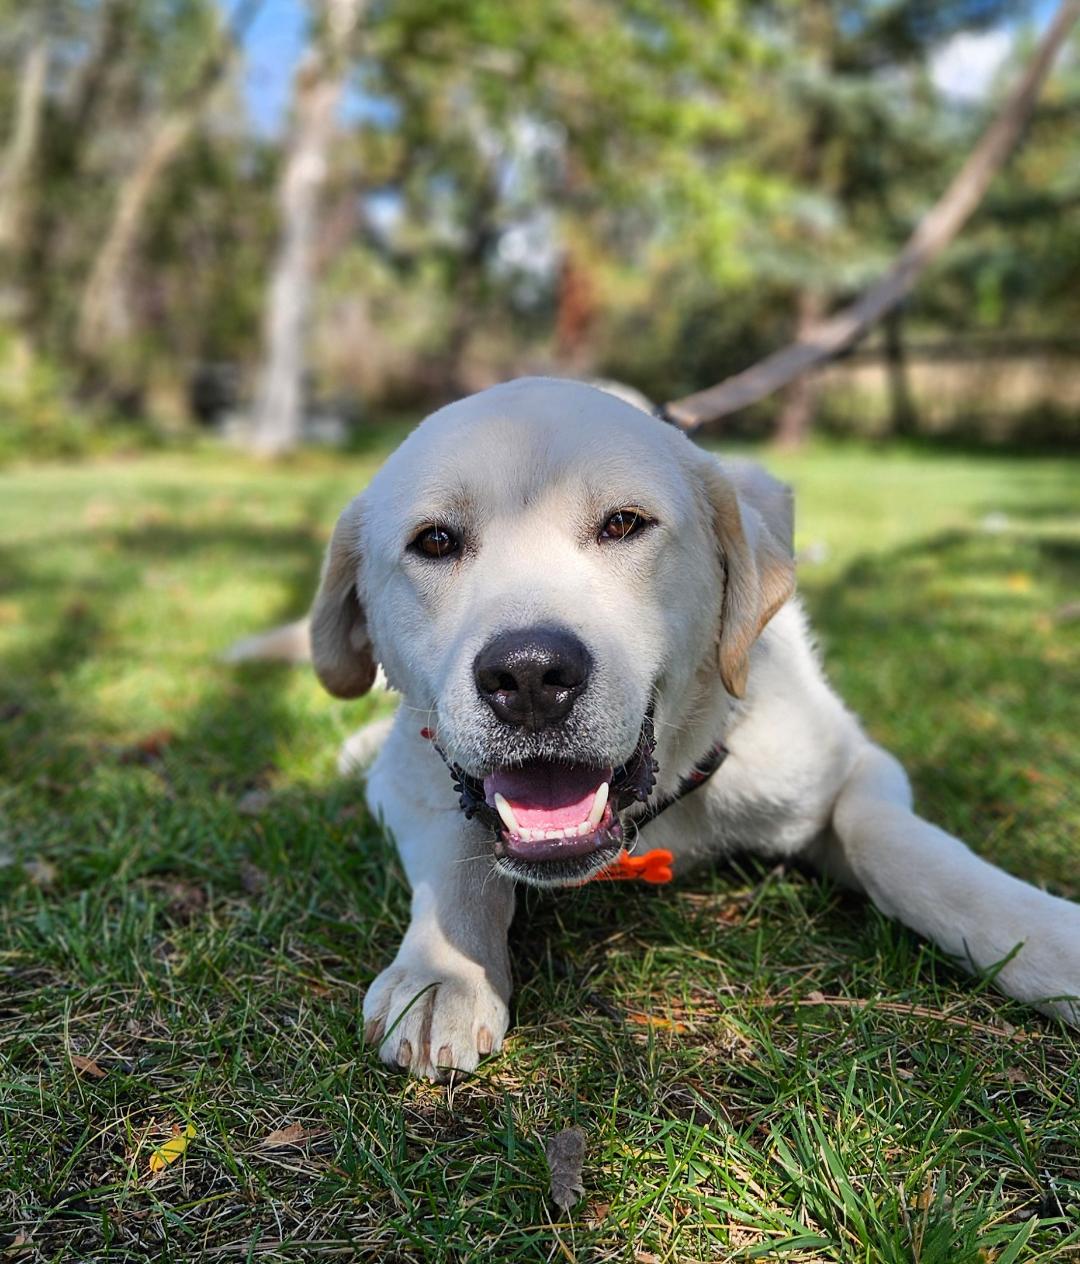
[410,523,460,559]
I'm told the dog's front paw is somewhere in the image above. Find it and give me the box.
[362,955,509,1080]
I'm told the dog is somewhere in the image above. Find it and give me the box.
[269,376,1079,1079]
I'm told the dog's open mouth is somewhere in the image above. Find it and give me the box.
[487,762,616,862]
[445,716,657,886]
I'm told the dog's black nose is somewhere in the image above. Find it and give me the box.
[474,627,591,731]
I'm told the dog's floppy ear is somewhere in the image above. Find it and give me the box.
[702,459,795,699]
[310,498,377,698]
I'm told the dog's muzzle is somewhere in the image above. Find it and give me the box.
[437,713,658,887]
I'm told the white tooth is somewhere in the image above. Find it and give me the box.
[546,829,563,840]
[587,782,609,829]
[493,793,519,836]
[521,827,539,842]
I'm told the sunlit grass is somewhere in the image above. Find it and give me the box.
[1,438,1077,1260]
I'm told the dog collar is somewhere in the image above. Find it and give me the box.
[588,738,728,884]
[420,728,728,885]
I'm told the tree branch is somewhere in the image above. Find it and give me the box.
[663,0,1080,431]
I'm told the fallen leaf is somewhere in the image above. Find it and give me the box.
[119,728,174,765]
[237,788,272,816]
[259,1122,318,1149]
[70,1054,106,1079]
[24,858,57,887]
[545,1127,586,1210]
[1004,1066,1026,1085]
[149,1122,196,1173]
[239,860,268,894]
[805,990,826,1005]
[626,1011,689,1033]
[142,878,206,922]
[585,1201,611,1227]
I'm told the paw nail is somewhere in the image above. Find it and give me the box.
[437,1044,453,1068]
[396,1039,412,1067]
[477,1026,493,1054]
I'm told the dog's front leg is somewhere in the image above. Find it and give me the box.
[818,742,1080,1025]
[361,731,515,1080]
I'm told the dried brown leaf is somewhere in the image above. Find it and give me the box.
[24,858,57,887]
[239,860,268,894]
[118,727,175,764]
[259,1122,318,1149]
[545,1127,586,1210]
[70,1053,107,1079]
[237,788,272,816]
[626,1011,689,1033]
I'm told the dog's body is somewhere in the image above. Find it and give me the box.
[294,377,1078,1079]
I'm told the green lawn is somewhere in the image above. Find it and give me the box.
[1,439,1077,1262]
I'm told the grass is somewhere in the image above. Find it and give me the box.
[0,437,1078,1262]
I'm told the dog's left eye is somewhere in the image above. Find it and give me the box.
[599,509,651,543]
[411,523,460,559]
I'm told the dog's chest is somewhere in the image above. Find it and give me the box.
[638,748,838,867]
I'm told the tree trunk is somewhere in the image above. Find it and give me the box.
[663,0,1080,431]
[555,249,597,371]
[75,0,261,367]
[250,0,363,457]
[775,289,824,448]
[76,112,194,359]
[20,0,134,331]
[0,29,50,258]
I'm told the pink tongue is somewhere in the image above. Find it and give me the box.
[484,763,611,831]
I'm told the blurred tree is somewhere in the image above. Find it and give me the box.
[709,0,1039,444]
[0,9,50,259]
[338,0,763,394]
[250,0,364,456]
[664,0,1080,436]
[0,0,1075,447]
[75,0,260,376]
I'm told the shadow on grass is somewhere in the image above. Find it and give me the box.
[800,522,1078,894]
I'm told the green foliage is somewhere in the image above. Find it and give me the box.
[0,1,1076,440]
[0,328,100,462]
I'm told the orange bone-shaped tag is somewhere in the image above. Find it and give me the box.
[590,848,674,884]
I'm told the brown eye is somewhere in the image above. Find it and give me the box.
[412,523,460,559]
[599,509,651,543]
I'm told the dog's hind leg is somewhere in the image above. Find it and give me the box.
[221,617,312,663]
[338,712,397,775]
[814,742,1080,1025]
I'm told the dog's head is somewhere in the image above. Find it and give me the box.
[311,378,794,886]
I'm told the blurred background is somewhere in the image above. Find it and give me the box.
[1,0,1078,460]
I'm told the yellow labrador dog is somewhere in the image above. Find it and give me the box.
[271,377,1079,1079]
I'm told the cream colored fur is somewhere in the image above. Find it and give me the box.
[279,377,1078,1080]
